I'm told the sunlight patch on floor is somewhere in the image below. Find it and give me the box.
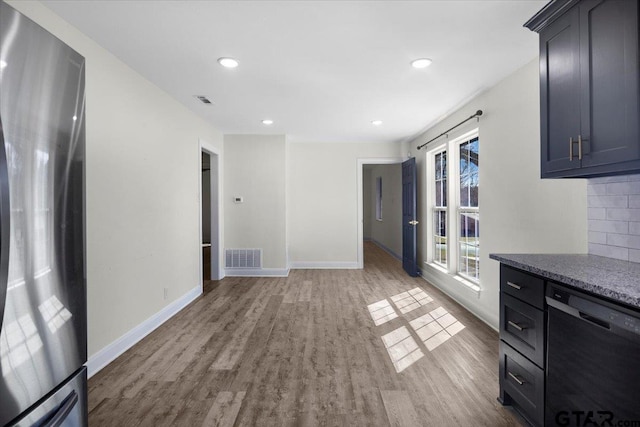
[381,326,424,373]
[367,299,399,326]
[390,287,433,314]
[409,307,465,351]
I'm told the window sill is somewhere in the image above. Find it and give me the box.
[423,261,481,293]
[453,274,481,293]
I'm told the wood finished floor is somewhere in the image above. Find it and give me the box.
[88,242,522,426]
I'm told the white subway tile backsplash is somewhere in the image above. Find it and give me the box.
[606,208,640,221]
[587,195,628,208]
[589,243,629,261]
[588,231,607,244]
[589,208,607,220]
[588,174,640,262]
[588,175,631,184]
[607,233,640,250]
[588,208,606,220]
[588,219,629,234]
[607,181,640,195]
[587,183,608,196]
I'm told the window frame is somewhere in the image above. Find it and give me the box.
[432,149,447,267]
[457,137,480,283]
[425,129,479,290]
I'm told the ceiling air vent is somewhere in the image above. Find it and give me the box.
[194,95,212,105]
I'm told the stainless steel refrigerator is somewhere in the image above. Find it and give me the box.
[0,1,87,426]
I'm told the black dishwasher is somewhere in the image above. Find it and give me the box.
[546,283,640,426]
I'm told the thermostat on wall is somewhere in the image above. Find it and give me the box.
[234,196,244,203]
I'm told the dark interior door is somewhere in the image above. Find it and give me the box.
[402,158,418,277]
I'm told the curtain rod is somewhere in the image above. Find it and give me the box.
[416,110,483,150]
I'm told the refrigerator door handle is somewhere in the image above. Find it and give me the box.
[0,116,11,332]
[43,390,79,427]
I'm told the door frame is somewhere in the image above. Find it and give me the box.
[199,139,223,289]
[356,157,405,269]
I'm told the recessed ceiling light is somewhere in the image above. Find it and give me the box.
[372,120,383,126]
[262,119,274,125]
[0,60,7,69]
[411,58,432,69]
[72,115,77,121]
[218,57,239,68]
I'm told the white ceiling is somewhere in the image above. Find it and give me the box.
[42,0,546,144]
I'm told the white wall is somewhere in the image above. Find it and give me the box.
[289,142,403,267]
[364,164,403,259]
[8,1,224,358]
[404,58,587,328]
[224,134,287,271]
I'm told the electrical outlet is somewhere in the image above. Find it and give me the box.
[164,288,168,300]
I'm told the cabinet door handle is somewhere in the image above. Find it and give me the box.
[508,320,526,331]
[506,281,521,290]
[508,371,525,385]
[569,137,574,161]
[578,134,583,160]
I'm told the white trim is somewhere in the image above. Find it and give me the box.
[224,268,290,277]
[86,286,202,378]
[199,140,224,284]
[419,264,498,332]
[424,129,481,286]
[357,157,406,269]
[289,261,360,269]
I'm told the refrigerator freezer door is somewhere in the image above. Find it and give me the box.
[11,367,87,427]
[0,2,87,426]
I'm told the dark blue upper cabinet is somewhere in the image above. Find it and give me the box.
[526,0,640,178]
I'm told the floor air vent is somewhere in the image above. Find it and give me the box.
[225,249,262,269]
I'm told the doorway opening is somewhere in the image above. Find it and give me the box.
[357,157,405,269]
[200,144,221,285]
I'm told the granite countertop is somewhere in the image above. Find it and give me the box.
[489,253,640,310]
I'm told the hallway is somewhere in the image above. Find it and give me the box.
[87,242,521,426]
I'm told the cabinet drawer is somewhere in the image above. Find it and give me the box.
[500,341,544,427]
[500,265,544,309]
[500,293,545,368]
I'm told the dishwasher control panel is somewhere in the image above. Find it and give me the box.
[547,284,640,336]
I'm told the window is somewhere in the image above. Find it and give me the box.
[458,138,479,282]
[426,130,480,288]
[375,176,383,221]
[433,151,447,266]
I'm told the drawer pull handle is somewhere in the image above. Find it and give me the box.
[506,281,522,290]
[508,372,525,385]
[508,320,526,331]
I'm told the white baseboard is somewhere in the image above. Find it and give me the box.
[289,261,360,269]
[223,267,290,277]
[86,285,202,378]
[419,266,498,331]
